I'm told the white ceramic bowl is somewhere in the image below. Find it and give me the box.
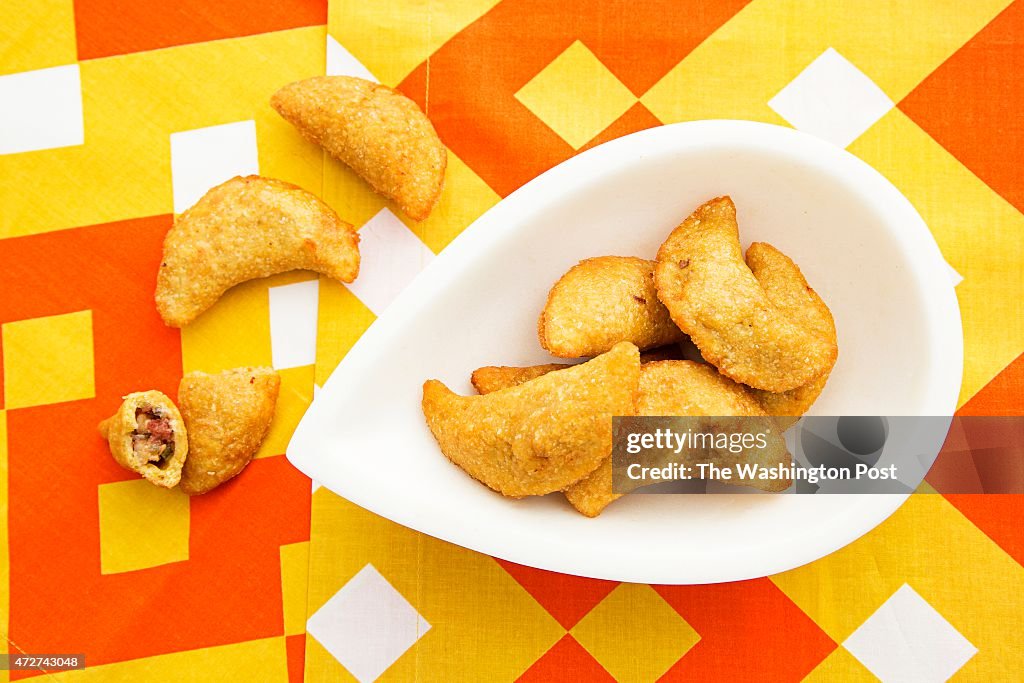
[288,120,962,584]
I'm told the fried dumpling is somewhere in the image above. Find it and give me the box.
[156,175,359,328]
[271,76,446,221]
[539,256,686,357]
[744,242,838,429]
[178,367,280,495]
[654,197,836,392]
[422,342,640,497]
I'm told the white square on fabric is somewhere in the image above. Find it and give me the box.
[169,120,259,213]
[0,64,85,155]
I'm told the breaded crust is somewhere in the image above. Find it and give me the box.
[422,343,640,497]
[634,361,792,491]
[476,357,792,515]
[271,76,446,221]
[156,176,359,328]
[638,360,767,417]
[539,256,686,357]
[99,390,188,488]
[654,197,836,392]
[470,345,685,396]
[178,367,280,495]
[470,363,568,395]
[568,360,793,515]
[563,459,616,518]
[467,360,621,516]
[744,242,838,429]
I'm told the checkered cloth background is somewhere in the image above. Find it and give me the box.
[1,0,1022,680]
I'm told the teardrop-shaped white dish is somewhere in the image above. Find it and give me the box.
[288,121,962,584]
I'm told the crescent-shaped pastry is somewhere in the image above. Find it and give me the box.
[474,359,792,516]
[654,197,836,392]
[422,342,640,497]
[271,76,446,221]
[178,367,280,495]
[744,242,838,429]
[156,175,359,328]
[539,257,686,358]
[99,390,188,488]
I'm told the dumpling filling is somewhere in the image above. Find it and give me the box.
[132,405,175,465]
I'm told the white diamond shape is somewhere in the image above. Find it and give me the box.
[170,120,259,213]
[769,48,893,148]
[0,64,84,155]
[346,208,435,316]
[268,279,319,369]
[843,583,977,682]
[327,35,378,82]
[307,564,430,682]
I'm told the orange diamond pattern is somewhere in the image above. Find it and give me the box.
[900,0,1024,215]
[396,0,752,196]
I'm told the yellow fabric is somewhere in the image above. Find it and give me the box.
[516,41,637,149]
[0,0,77,76]
[98,480,190,574]
[305,492,564,681]
[51,637,289,682]
[2,311,95,409]
[327,0,500,87]
[0,27,326,240]
[570,584,700,682]
[281,542,311,637]
[773,495,1024,679]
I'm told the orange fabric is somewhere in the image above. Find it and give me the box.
[286,633,307,683]
[958,353,1024,416]
[496,559,618,630]
[74,0,327,59]
[398,0,750,196]
[0,217,311,672]
[653,581,837,680]
[900,0,1024,214]
[944,495,1024,567]
[518,634,615,682]
[578,102,663,153]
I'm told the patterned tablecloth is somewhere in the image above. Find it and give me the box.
[1,1,1023,681]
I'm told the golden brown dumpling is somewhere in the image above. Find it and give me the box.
[178,367,280,495]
